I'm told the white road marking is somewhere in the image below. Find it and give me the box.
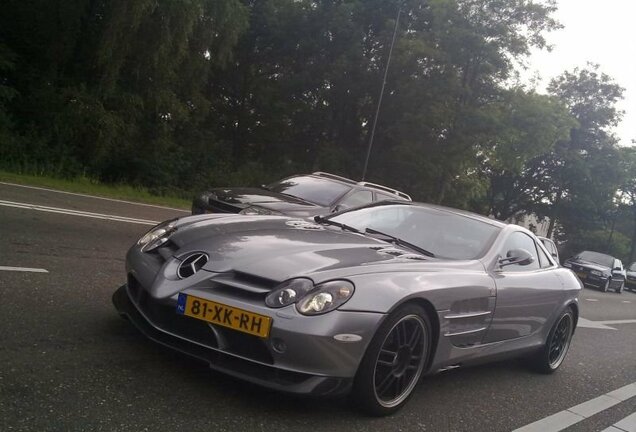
[0,266,48,273]
[599,319,636,325]
[513,382,636,432]
[585,298,599,302]
[600,427,624,432]
[0,181,189,212]
[577,318,616,330]
[622,301,632,304]
[0,199,159,226]
[611,412,636,431]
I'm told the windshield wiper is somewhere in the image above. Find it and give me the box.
[364,228,435,257]
[314,215,361,233]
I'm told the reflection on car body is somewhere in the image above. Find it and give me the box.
[113,201,581,416]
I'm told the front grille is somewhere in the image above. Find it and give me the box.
[211,271,278,299]
[127,275,274,365]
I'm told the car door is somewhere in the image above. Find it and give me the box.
[483,231,564,343]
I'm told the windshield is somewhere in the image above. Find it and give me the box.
[268,176,351,206]
[331,204,501,260]
[576,251,614,268]
[628,263,636,271]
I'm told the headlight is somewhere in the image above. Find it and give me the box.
[239,206,282,216]
[563,262,572,268]
[265,279,355,315]
[590,270,603,277]
[265,278,314,308]
[137,219,177,252]
[296,280,355,316]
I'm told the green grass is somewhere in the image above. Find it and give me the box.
[0,170,191,209]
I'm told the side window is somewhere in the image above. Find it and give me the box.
[375,192,396,202]
[501,232,540,271]
[536,243,553,268]
[339,191,373,208]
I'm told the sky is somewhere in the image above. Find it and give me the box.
[522,0,636,146]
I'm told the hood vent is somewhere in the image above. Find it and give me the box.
[371,246,427,260]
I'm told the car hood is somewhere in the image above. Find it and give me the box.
[207,187,318,208]
[166,214,463,282]
[567,258,610,273]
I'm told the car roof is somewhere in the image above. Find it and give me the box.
[577,250,616,260]
[309,172,412,201]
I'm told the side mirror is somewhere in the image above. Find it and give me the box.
[499,249,535,268]
[332,204,349,213]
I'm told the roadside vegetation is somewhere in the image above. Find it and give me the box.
[0,171,190,209]
[1,0,634,262]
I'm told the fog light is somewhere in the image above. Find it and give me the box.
[271,338,287,353]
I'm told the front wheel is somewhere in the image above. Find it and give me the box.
[352,304,431,416]
[530,308,574,374]
[602,279,610,292]
[617,281,624,294]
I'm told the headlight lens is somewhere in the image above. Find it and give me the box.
[265,279,355,315]
[265,278,314,308]
[137,219,177,252]
[563,262,572,268]
[239,206,281,216]
[590,270,603,276]
[296,280,355,315]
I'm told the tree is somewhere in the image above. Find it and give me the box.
[525,65,625,256]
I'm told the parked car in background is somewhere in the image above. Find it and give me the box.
[538,236,559,262]
[114,201,581,416]
[563,251,626,293]
[626,262,636,292]
[191,172,411,217]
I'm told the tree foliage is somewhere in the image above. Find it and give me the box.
[1,0,634,260]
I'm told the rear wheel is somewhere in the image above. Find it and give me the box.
[530,308,574,374]
[352,304,431,416]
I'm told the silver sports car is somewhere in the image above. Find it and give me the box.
[113,201,581,415]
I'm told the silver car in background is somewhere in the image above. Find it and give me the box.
[113,201,581,415]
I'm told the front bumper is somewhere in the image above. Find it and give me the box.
[582,274,607,288]
[112,282,383,396]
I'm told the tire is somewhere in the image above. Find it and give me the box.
[602,279,610,292]
[352,304,431,416]
[530,308,575,374]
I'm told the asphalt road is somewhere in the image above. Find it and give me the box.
[0,182,634,432]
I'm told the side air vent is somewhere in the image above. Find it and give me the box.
[177,252,209,279]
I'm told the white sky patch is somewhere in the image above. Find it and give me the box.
[521,0,636,146]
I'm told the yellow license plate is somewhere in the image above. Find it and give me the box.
[176,293,271,338]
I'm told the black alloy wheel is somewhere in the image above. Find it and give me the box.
[353,304,431,416]
[531,308,574,373]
